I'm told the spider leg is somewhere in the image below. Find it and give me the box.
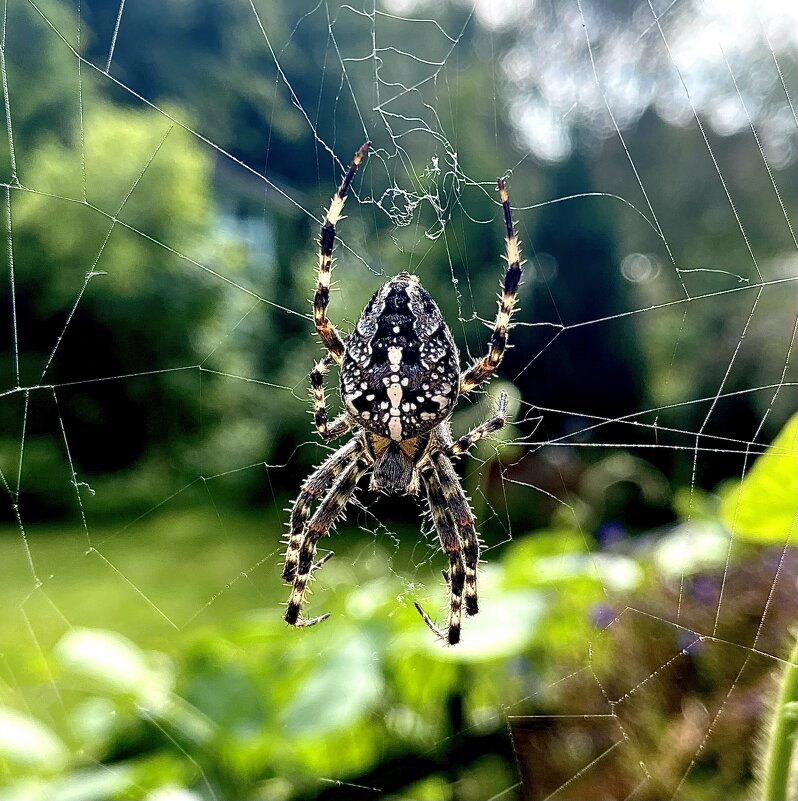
[311,551,334,571]
[310,355,352,441]
[414,601,447,642]
[459,179,523,394]
[314,141,371,364]
[431,452,482,618]
[285,452,371,626]
[447,391,508,457]
[414,555,465,645]
[282,438,363,582]
[290,545,338,627]
[419,465,467,645]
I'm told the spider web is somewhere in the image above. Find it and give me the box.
[0,0,797,799]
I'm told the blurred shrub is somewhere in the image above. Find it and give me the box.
[0,502,793,800]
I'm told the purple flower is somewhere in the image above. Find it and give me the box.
[688,576,717,605]
[590,603,617,629]
[597,521,626,548]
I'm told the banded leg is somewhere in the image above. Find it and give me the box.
[447,391,508,457]
[282,438,363,582]
[460,178,523,394]
[314,140,371,363]
[285,453,371,626]
[310,355,352,441]
[432,452,481,617]
[417,468,467,645]
[414,553,465,646]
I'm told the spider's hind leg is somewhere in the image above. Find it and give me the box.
[285,452,371,626]
[414,601,447,642]
[413,548,465,646]
[431,452,482,618]
[420,465,469,645]
[282,439,362,582]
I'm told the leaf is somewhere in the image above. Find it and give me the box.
[48,766,133,801]
[147,786,205,801]
[672,486,719,522]
[54,628,173,712]
[184,663,263,739]
[282,631,383,735]
[719,412,798,544]
[419,589,548,663]
[533,553,643,592]
[653,522,731,577]
[501,529,589,589]
[502,531,642,592]
[0,707,69,772]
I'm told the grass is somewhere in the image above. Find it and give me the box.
[0,507,293,698]
[0,502,434,703]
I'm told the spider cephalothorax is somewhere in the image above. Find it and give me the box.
[282,141,523,645]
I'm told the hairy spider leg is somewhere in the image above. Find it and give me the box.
[446,391,509,457]
[314,140,371,364]
[282,438,364,582]
[433,452,482,617]
[310,355,352,441]
[413,601,447,642]
[418,465,467,644]
[460,178,523,394]
[284,452,371,626]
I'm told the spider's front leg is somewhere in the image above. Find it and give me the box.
[314,141,370,364]
[285,453,371,627]
[459,178,523,394]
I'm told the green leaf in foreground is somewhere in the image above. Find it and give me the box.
[0,707,68,772]
[282,631,383,734]
[720,412,798,544]
[54,628,174,713]
[418,588,548,662]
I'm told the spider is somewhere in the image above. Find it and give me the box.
[282,141,523,645]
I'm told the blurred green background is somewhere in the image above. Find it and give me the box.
[0,0,797,799]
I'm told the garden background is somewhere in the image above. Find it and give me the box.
[0,1,797,799]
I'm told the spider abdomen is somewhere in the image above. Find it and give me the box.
[341,273,459,441]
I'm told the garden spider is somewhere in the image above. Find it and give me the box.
[282,141,523,645]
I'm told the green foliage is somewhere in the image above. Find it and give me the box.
[652,521,732,578]
[283,632,383,734]
[14,105,212,312]
[0,89,274,516]
[0,502,792,800]
[0,510,615,799]
[2,1,798,799]
[720,412,798,544]
[758,628,798,801]
[0,708,68,773]
[1,0,92,182]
